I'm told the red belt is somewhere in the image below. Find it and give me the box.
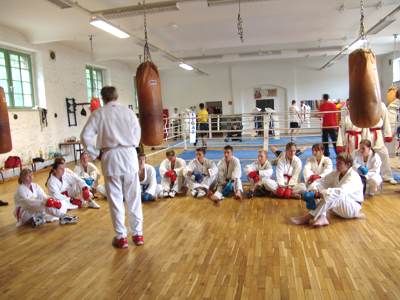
[346,130,361,151]
[369,127,382,143]
[16,206,21,221]
[61,191,69,197]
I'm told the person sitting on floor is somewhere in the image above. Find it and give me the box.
[74,152,106,198]
[245,150,274,198]
[353,139,382,197]
[46,157,100,209]
[269,144,307,166]
[210,145,243,202]
[264,142,306,199]
[186,147,218,198]
[159,150,187,198]
[14,168,78,227]
[291,153,365,227]
[303,143,333,191]
[138,153,162,201]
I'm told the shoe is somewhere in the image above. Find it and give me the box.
[163,190,169,198]
[191,189,198,197]
[31,214,46,228]
[112,237,128,249]
[197,190,206,198]
[246,191,254,199]
[169,190,176,198]
[132,235,144,246]
[88,200,100,209]
[389,179,398,185]
[0,200,8,206]
[59,215,79,225]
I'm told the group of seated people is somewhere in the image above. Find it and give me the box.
[14,138,384,229]
[14,152,103,228]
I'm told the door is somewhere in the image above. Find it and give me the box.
[256,99,274,112]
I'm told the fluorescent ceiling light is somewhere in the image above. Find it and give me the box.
[90,16,130,39]
[179,63,194,71]
[348,39,367,52]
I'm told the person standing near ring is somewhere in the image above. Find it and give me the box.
[319,94,339,157]
[81,86,143,249]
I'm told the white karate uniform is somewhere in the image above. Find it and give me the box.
[214,156,243,199]
[301,104,311,128]
[289,104,301,123]
[159,157,187,193]
[14,183,67,227]
[303,155,333,190]
[337,113,362,155]
[387,98,400,155]
[81,101,142,239]
[310,168,364,220]
[362,103,393,181]
[47,169,88,209]
[140,164,162,198]
[264,155,306,194]
[245,160,274,190]
[74,163,106,197]
[353,151,382,194]
[186,158,218,191]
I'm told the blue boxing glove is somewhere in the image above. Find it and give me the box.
[142,193,155,202]
[302,191,317,210]
[222,180,234,197]
[192,172,204,183]
[358,166,368,176]
[84,178,95,187]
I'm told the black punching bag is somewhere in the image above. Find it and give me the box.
[0,87,12,153]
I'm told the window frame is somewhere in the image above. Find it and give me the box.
[0,47,35,109]
[85,65,104,102]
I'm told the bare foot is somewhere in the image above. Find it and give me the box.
[312,215,330,227]
[290,214,312,225]
[235,191,242,201]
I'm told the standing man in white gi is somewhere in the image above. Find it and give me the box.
[81,86,143,249]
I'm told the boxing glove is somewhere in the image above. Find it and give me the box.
[308,174,321,184]
[302,191,317,210]
[358,166,369,176]
[165,170,177,183]
[53,200,62,209]
[142,193,155,202]
[248,171,260,183]
[336,146,344,153]
[276,186,286,198]
[84,178,95,187]
[46,198,55,208]
[70,198,83,209]
[283,188,292,199]
[82,187,91,200]
[222,181,234,197]
[384,136,393,143]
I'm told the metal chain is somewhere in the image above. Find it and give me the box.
[143,0,152,61]
[89,34,94,61]
[359,0,365,39]
[393,34,398,63]
[237,0,244,43]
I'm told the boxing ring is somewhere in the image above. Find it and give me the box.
[146,109,400,183]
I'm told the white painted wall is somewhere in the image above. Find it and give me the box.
[0,25,136,166]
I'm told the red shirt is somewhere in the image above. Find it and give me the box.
[319,101,338,128]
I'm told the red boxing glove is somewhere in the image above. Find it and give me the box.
[46,198,55,208]
[308,174,321,184]
[276,186,285,198]
[336,146,344,153]
[82,186,90,200]
[165,170,177,183]
[53,201,62,209]
[248,171,260,183]
[70,198,82,209]
[384,136,393,143]
[283,188,292,199]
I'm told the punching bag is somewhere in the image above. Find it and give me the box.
[387,86,398,106]
[348,48,382,128]
[136,61,164,146]
[0,87,12,154]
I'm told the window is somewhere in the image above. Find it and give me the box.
[393,57,400,83]
[0,48,34,108]
[86,66,103,101]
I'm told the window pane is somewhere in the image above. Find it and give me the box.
[20,56,29,69]
[13,81,22,94]
[14,93,23,106]
[0,79,8,90]
[11,68,21,81]
[23,82,31,95]
[10,54,19,68]
[86,68,91,78]
[92,70,97,81]
[0,66,7,79]
[23,94,32,107]
[0,57,5,66]
[5,93,10,106]
[21,69,30,82]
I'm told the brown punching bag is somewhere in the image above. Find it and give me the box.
[0,86,12,154]
[136,61,164,146]
[348,48,382,128]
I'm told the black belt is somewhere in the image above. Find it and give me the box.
[356,201,362,205]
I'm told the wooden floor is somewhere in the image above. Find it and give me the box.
[1,158,400,299]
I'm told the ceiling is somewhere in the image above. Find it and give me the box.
[0,0,399,70]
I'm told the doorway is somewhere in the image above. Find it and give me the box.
[256,99,274,112]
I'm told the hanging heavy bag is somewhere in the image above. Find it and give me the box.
[348,48,382,128]
[0,86,12,154]
[387,86,398,106]
[136,61,164,145]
